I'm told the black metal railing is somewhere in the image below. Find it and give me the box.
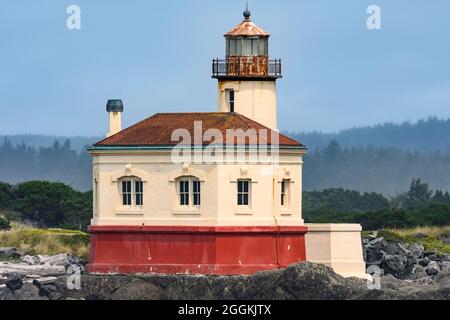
[212,58,282,78]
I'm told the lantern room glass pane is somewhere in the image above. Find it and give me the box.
[242,39,252,55]
[229,39,236,55]
[236,38,242,55]
[258,38,268,56]
[251,39,259,55]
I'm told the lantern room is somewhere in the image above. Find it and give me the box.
[212,8,281,79]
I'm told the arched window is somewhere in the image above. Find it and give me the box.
[177,176,201,207]
[120,177,143,207]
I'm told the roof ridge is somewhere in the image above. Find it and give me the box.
[93,112,305,148]
[94,113,160,146]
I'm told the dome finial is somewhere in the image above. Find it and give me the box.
[243,1,251,20]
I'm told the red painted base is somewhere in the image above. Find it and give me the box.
[87,226,308,275]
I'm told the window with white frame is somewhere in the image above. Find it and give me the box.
[120,177,143,207]
[237,179,250,206]
[281,179,290,208]
[228,89,235,113]
[178,177,201,207]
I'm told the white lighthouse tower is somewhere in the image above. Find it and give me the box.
[213,8,281,130]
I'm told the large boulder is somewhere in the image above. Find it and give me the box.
[383,254,406,277]
[410,265,427,280]
[5,273,23,291]
[410,243,424,258]
[440,261,450,273]
[364,238,387,265]
[426,261,441,276]
[0,283,48,300]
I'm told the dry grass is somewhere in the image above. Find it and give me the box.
[386,225,450,239]
[381,225,450,255]
[0,221,89,259]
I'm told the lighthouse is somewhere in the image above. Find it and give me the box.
[86,7,367,279]
[213,8,280,130]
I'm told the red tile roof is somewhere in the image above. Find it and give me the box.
[94,113,303,148]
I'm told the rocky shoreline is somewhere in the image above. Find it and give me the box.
[363,233,450,283]
[1,235,450,300]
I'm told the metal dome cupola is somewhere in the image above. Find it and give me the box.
[212,7,281,79]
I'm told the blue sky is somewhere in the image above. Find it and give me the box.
[1,0,449,136]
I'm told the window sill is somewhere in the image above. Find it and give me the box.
[235,207,253,216]
[115,207,144,216]
[173,208,202,216]
[280,209,292,216]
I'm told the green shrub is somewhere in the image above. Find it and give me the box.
[422,237,450,254]
[0,216,11,231]
[0,210,22,221]
[12,181,92,230]
[304,204,450,231]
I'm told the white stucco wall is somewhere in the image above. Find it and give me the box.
[90,149,304,227]
[218,80,277,130]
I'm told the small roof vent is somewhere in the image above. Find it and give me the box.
[106,99,124,112]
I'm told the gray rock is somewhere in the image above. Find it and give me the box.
[410,265,427,280]
[410,243,424,258]
[384,243,403,256]
[49,291,62,300]
[68,255,85,266]
[419,256,430,267]
[367,234,377,241]
[37,254,68,266]
[404,254,419,274]
[38,284,59,299]
[364,239,387,264]
[426,261,441,276]
[428,253,447,262]
[366,260,383,266]
[423,251,435,257]
[21,255,40,265]
[383,255,405,276]
[413,276,434,285]
[441,237,450,245]
[5,273,23,291]
[2,262,450,300]
[32,277,58,287]
[415,232,427,239]
[0,248,21,260]
[368,237,388,248]
[439,261,450,273]
[0,283,48,300]
[398,243,410,254]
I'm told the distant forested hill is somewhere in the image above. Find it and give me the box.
[286,117,450,152]
[4,117,450,152]
[1,117,450,194]
[303,141,450,195]
[0,135,99,153]
[0,139,91,191]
